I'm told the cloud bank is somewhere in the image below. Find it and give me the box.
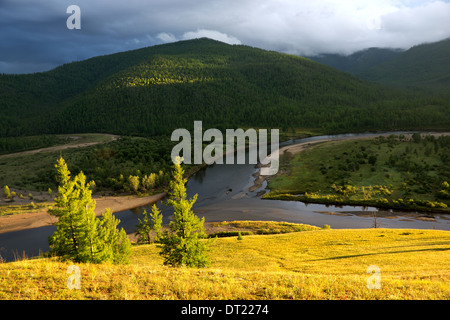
[1,0,450,73]
[157,29,241,45]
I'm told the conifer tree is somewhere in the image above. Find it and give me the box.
[48,157,131,264]
[135,204,163,244]
[158,157,209,267]
[98,208,131,264]
[150,204,163,242]
[136,208,152,244]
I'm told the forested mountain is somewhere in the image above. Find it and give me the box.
[307,48,403,76]
[308,38,450,88]
[361,38,450,87]
[1,38,449,137]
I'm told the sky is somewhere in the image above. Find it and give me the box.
[1,0,450,74]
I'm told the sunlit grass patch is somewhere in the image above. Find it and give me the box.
[1,227,449,300]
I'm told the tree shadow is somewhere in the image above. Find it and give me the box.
[308,246,450,261]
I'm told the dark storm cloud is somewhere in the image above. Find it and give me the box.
[1,0,450,73]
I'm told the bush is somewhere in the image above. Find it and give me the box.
[126,175,140,193]
[2,185,11,199]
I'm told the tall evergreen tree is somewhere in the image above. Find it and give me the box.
[98,208,131,264]
[158,157,209,267]
[150,204,163,242]
[48,157,131,263]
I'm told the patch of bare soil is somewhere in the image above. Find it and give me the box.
[0,133,119,160]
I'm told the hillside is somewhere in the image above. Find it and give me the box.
[308,38,450,88]
[1,227,449,300]
[307,47,403,76]
[362,38,450,88]
[1,38,449,137]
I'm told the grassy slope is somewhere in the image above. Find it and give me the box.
[1,226,449,300]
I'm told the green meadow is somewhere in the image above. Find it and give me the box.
[265,134,450,213]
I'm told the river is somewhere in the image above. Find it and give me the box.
[1,131,449,262]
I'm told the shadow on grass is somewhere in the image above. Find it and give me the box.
[308,246,450,261]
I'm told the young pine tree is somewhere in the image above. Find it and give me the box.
[158,157,209,268]
[150,204,163,242]
[48,157,131,264]
[136,208,152,244]
[97,208,131,264]
[135,204,163,244]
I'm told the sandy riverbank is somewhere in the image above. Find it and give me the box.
[0,192,166,234]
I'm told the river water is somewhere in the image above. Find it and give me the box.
[1,132,449,262]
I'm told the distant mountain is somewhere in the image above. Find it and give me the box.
[361,38,450,87]
[0,38,449,137]
[307,47,403,76]
[308,38,450,88]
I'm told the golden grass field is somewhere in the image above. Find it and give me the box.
[1,222,449,300]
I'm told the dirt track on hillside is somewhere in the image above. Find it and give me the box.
[0,133,119,160]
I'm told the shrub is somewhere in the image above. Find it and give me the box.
[2,185,11,199]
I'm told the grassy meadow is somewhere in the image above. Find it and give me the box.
[1,223,449,300]
[265,134,450,213]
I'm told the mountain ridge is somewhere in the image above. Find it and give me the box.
[307,47,404,75]
[307,38,450,88]
[362,38,450,87]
